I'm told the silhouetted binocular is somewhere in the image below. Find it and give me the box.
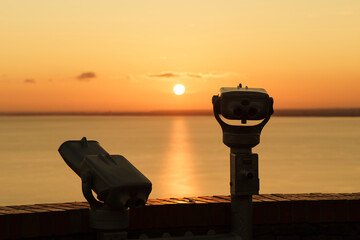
[212,84,274,148]
[58,137,152,210]
[213,84,273,124]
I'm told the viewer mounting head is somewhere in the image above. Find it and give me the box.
[212,83,274,150]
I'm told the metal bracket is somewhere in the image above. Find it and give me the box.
[230,153,259,196]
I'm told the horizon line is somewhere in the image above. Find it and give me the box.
[1,108,360,117]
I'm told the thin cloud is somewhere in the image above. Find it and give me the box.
[111,74,138,83]
[123,74,138,83]
[148,72,181,78]
[77,72,97,81]
[186,73,203,78]
[24,79,35,84]
[146,71,237,80]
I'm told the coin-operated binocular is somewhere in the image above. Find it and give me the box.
[58,137,152,234]
[212,84,273,149]
[212,84,273,240]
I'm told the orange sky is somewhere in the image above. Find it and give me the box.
[0,0,359,112]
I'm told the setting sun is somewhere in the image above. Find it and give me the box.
[173,84,185,96]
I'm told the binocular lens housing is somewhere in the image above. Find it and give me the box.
[213,85,274,148]
[82,154,152,209]
[59,138,152,210]
[220,91,273,120]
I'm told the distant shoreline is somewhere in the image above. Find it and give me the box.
[1,108,360,117]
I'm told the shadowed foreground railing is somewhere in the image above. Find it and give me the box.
[0,193,359,240]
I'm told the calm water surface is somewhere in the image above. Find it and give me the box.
[0,116,359,206]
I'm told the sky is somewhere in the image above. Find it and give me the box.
[0,0,359,112]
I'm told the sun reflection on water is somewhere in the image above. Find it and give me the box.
[161,116,198,197]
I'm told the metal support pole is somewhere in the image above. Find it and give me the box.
[231,195,253,240]
[230,148,258,240]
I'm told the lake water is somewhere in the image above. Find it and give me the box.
[0,116,359,206]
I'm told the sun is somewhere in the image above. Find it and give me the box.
[173,84,185,95]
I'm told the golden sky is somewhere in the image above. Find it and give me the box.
[0,0,359,112]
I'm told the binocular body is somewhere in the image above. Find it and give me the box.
[59,138,152,210]
[213,85,274,149]
[213,84,274,240]
[219,87,273,121]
